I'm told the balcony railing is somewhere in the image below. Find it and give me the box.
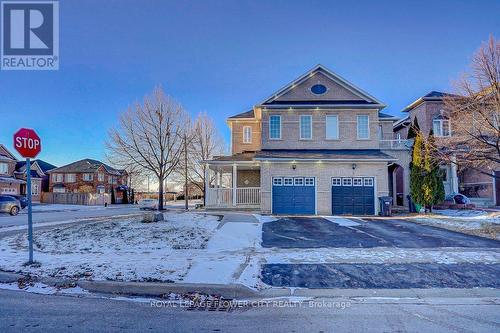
[206,187,260,208]
[380,139,413,150]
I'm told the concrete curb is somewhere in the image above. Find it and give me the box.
[77,280,260,299]
[0,271,24,283]
[2,270,499,300]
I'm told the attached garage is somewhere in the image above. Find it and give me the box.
[272,177,315,214]
[332,177,375,215]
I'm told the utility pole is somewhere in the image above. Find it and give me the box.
[184,133,188,210]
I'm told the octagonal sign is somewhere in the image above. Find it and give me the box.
[13,128,41,158]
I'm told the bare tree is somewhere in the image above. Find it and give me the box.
[106,87,188,210]
[176,112,225,205]
[438,35,500,176]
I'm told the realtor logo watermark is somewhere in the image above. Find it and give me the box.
[1,1,59,70]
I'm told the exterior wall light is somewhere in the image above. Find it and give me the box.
[292,164,296,170]
[352,163,357,170]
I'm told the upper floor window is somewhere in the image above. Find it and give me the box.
[243,126,252,144]
[65,174,76,183]
[310,84,327,95]
[378,125,383,140]
[325,115,339,140]
[432,115,451,137]
[83,173,93,181]
[98,172,105,182]
[0,163,8,174]
[269,115,281,139]
[300,115,312,140]
[395,132,402,142]
[52,173,63,183]
[357,115,370,139]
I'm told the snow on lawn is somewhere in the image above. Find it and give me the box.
[0,212,220,282]
[410,209,500,240]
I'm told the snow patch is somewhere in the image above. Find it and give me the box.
[253,214,278,223]
[322,216,360,227]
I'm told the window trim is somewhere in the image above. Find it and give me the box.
[242,126,252,144]
[272,177,283,186]
[305,177,315,186]
[299,115,313,140]
[363,177,374,187]
[357,115,370,140]
[342,178,353,186]
[269,115,282,140]
[294,177,304,186]
[325,115,339,140]
[0,162,8,174]
[283,177,293,186]
[353,177,363,186]
[432,118,451,137]
[332,178,342,186]
[65,173,76,183]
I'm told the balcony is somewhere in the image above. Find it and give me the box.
[380,139,413,150]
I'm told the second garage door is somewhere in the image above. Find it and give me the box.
[272,177,315,215]
[332,177,375,215]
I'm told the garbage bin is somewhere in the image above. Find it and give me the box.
[406,195,416,213]
[379,196,393,216]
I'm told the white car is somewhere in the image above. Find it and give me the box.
[138,199,158,210]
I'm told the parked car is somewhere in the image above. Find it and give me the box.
[8,194,28,209]
[0,195,21,216]
[138,198,158,210]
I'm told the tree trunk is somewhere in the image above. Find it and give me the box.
[158,176,164,211]
[184,134,189,210]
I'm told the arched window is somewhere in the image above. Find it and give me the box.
[432,114,451,137]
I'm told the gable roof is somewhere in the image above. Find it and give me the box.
[258,64,385,108]
[16,159,57,174]
[378,112,399,121]
[0,144,18,161]
[402,91,458,112]
[228,109,255,119]
[48,159,122,175]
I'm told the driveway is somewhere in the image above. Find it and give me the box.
[261,216,500,289]
[262,216,500,248]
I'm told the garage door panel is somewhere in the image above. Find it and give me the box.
[272,177,315,215]
[332,177,375,215]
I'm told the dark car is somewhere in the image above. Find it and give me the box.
[0,195,21,216]
[8,194,28,209]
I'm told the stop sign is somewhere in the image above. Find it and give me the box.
[13,128,42,158]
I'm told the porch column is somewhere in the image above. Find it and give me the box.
[216,169,221,205]
[204,164,209,206]
[232,164,237,207]
[450,155,459,193]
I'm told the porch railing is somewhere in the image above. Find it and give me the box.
[206,187,260,207]
[380,139,413,150]
[236,187,260,205]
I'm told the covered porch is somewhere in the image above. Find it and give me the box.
[205,161,261,209]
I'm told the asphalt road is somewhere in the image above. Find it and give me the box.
[1,289,499,332]
[0,205,140,228]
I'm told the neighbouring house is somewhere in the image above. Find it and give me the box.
[394,91,499,207]
[47,159,128,196]
[0,144,53,202]
[205,65,408,215]
[15,159,57,193]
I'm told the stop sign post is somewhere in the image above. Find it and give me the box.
[13,128,42,264]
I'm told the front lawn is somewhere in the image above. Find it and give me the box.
[0,212,220,282]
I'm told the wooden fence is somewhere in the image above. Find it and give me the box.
[41,192,110,206]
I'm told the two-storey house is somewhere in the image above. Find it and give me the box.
[394,91,499,207]
[205,65,403,215]
[0,144,55,202]
[47,159,128,195]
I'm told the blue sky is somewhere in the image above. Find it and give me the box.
[1,0,499,166]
